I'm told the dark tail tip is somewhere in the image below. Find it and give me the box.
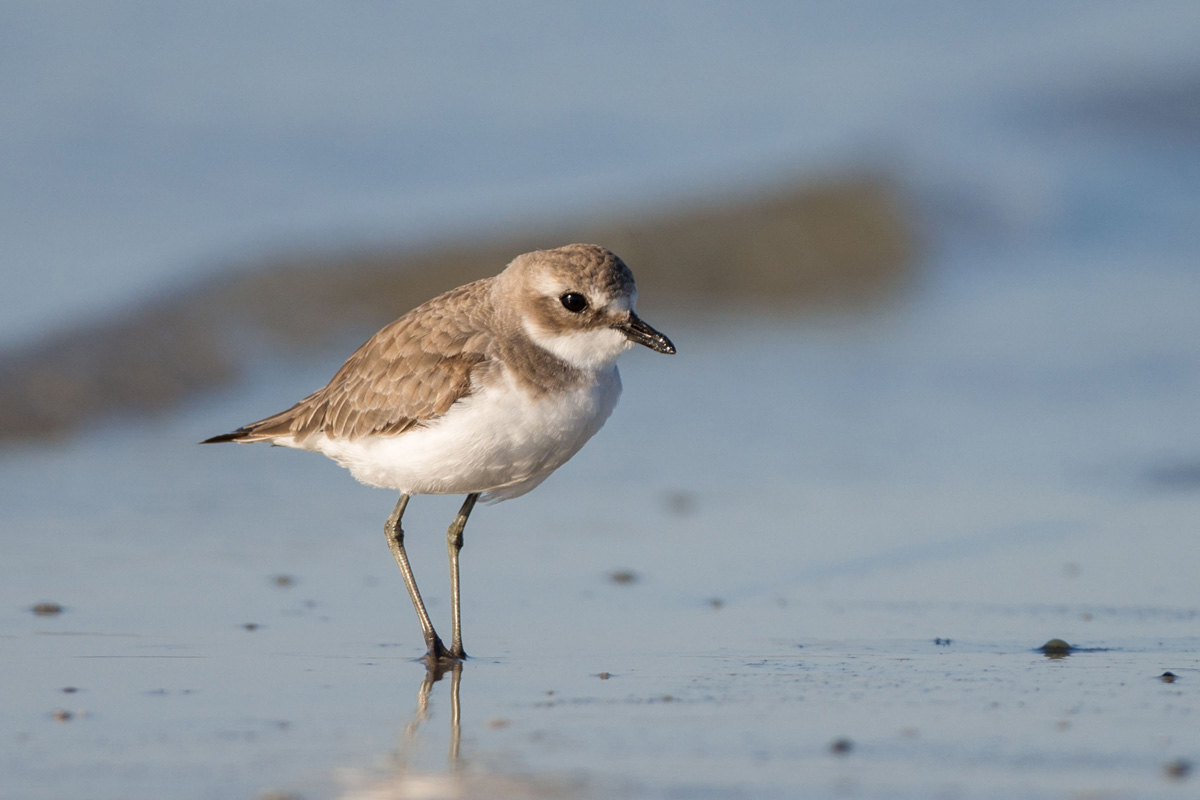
[200,428,249,444]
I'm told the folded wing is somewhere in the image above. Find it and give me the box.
[203,279,494,444]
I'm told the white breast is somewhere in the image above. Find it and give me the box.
[302,364,623,501]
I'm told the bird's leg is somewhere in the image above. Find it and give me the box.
[446,493,480,660]
[384,493,449,661]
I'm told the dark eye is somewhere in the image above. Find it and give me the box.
[560,292,588,313]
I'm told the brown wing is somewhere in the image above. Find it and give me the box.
[208,278,496,444]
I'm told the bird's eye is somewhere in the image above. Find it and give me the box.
[560,292,588,313]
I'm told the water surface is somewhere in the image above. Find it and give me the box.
[3,253,1198,797]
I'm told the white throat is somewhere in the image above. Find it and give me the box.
[523,321,633,370]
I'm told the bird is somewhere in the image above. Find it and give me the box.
[202,244,675,665]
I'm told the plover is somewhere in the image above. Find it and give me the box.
[203,244,675,664]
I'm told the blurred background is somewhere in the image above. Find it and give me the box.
[3,3,1200,798]
[3,0,1195,441]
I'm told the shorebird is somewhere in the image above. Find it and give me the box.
[203,244,675,664]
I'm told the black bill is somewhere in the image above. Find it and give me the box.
[614,312,676,355]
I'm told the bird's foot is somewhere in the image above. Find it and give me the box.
[422,636,465,669]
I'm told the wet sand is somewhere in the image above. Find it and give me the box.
[3,250,1198,798]
[5,6,1200,796]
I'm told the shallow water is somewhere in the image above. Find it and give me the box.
[3,250,1198,798]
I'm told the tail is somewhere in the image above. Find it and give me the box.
[200,427,254,444]
[200,395,315,445]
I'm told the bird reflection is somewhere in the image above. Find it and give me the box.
[338,663,573,800]
[398,661,463,770]
[337,662,464,799]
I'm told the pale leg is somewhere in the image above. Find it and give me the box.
[446,493,479,659]
[384,493,448,661]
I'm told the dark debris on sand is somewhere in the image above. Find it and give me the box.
[31,602,64,616]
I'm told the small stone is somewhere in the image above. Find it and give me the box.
[1165,759,1192,780]
[52,709,73,722]
[597,672,611,680]
[61,687,79,694]
[243,623,261,631]
[830,737,853,755]
[609,570,638,585]
[485,718,510,729]
[1038,639,1073,657]
[934,638,952,646]
[708,598,724,609]
[271,574,296,588]
[1160,671,1178,683]
[31,602,63,616]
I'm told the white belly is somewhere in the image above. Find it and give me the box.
[300,365,623,501]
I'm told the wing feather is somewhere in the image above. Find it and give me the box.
[223,279,495,443]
